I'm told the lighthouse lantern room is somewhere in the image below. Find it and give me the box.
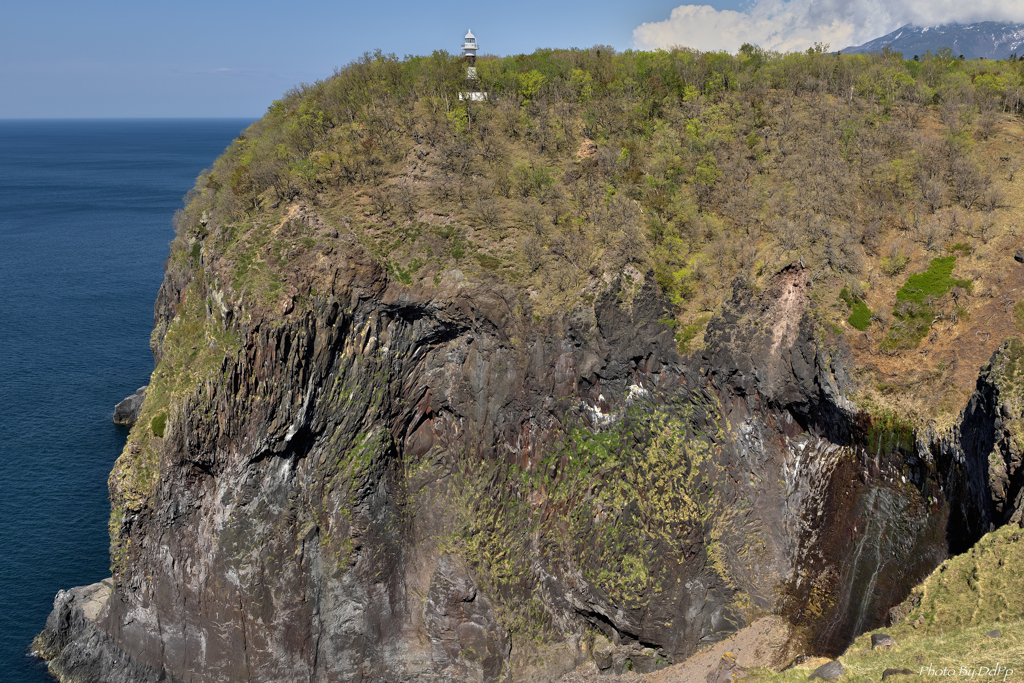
[461,29,478,65]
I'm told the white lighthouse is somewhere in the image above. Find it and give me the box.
[459,29,487,101]
[461,29,478,78]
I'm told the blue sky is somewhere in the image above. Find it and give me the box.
[2,0,1018,118]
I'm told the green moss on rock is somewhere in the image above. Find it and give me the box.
[436,398,738,638]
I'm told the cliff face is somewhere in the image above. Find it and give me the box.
[930,338,1024,552]
[36,218,1012,682]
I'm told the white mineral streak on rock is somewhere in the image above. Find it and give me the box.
[626,383,650,404]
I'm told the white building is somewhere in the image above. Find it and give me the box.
[459,29,488,102]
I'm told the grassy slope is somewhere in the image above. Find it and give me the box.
[749,523,1024,681]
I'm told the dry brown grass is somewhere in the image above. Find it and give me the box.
[841,115,1024,426]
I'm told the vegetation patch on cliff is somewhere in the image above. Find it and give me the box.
[840,287,873,331]
[880,256,973,351]
[434,396,748,641]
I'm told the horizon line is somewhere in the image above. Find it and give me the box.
[0,116,260,121]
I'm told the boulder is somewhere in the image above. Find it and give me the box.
[986,629,1002,638]
[871,633,896,649]
[706,652,748,683]
[809,660,845,681]
[113,387,146,425]
[592,637,614,671]
[1010,489,1024,527]
[1015,249,1024,263]
[882,668,915,680]
[628,647,660,674]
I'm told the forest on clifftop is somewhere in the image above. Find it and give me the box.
[170,44,1024,430]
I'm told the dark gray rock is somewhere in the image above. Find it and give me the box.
[624,645,661,674]
[1010,489,1024,527]
[423,555,509,682]
[112,387,146,425]
[592,639,614,671]
[929,338,1024,553]
[882,668,915,680]
[871,633,896,649]
[34,581,171,683]
[888,594,921,626]
[1015,249,1024,263]
[809,660,845,681]
[40,249,1001,682]
[986,628,1002,638]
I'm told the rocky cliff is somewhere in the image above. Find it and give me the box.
[929,338,1024,551]
[33,45,1024,681]
[36,216,1018,681]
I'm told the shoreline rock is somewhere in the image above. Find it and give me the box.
[112,387,145,426]
[34,579,171,683]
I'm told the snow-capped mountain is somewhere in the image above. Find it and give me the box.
[842,22,1024,59]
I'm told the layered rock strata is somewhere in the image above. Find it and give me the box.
[37,228,1005,681]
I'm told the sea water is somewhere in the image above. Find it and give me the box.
[0,119,252,682]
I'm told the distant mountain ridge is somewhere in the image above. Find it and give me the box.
[842,21,1024,59]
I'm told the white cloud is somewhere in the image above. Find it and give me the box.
[632,0,1024,53]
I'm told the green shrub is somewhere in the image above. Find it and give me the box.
[895,256,971,306]
[840,286,872,331]
[474,253,501,271]
[881,256,971,351]
[392,257,424,286]
[151,411,167,438]
[848,300,872,330]
[1003,337,1024,381]
[676,315,710,353]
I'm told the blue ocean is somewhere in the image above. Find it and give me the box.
[0,119,253,683]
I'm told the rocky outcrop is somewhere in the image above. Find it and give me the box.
[423,556,510,681]
[926,338,1024,552]
[33,581,169,683]
[36,230,1002,681]
[112,387,146,426]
